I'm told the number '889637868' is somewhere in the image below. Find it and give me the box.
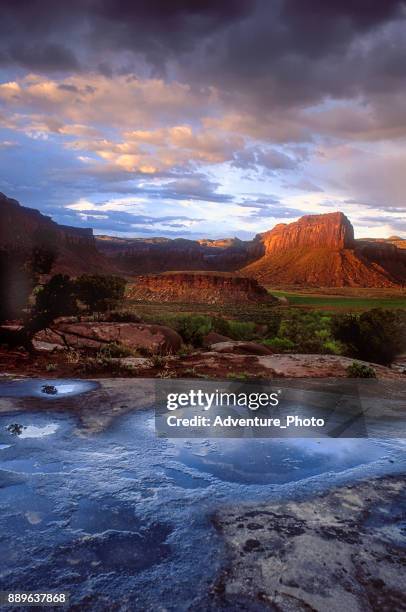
[0,592,69,606]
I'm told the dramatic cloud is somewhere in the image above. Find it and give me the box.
[0,0,405,237]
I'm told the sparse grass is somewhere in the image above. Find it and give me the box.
[97,342,134,359]
[78,355,136,376]
[45,362,57,372]
[226,371,265,381]
[64,349,81,364]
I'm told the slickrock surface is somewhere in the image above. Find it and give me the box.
[211,476,406,611]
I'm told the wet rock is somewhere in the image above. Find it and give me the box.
[211,476,406,611]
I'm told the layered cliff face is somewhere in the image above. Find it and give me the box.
[257,212,355,255]
[241,212,406,287]
[2,192,405,288]
[0,193,113,275]
[127,272,276,304]
[96,236,254,273]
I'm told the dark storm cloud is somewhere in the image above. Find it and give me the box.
[1,0,405,109]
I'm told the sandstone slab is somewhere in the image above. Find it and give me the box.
[211,476,406,611]
[35,322,182,354]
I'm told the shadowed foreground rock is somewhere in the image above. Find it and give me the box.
[34,322,182,353]
[211,476,406,611]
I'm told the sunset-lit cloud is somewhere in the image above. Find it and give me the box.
[0,1,405,238]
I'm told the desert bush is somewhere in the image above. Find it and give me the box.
[211,317,232,337]
[332,308,406,365]
[97,342,134,359]
[79,356,135,376]
[263,337,295,352]
[277,311,333,353]
[75,274,126,312]
[28,274,78,333]
[176,315,212,346]
[177,343,195,357]
[322,340,343,355]
[346,361,376,378]
[103,310,142,323]
[226,320,257,340]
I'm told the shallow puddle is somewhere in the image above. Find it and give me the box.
[0,381,404,610]
[171,437,387,485]
[0,378,99,399]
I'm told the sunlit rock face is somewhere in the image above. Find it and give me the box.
[257,212,355,255]
[241,212,406,287]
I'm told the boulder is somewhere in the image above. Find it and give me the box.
[34,322,182,354]
[202,331,232,347]
[209,341,273,356]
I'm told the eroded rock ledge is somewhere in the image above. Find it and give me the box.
[127,272,276,304]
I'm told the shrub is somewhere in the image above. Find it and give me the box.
[322,340,343,355]
[277,311,332,353]
[212,317,262,340]
[263,337,295,352]
[332,308,406,365]
[28,274,78,332]
[103,310,142,323]
[79,356,135,376]
[226,320,256,340]
[176,315,212,346]
[177,343,194,357]
[97,342,134,359]
[211,317,232,337]
[75,275,126,312]
[346,361,376,378]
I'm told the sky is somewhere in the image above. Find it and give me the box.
[0,0,405,240]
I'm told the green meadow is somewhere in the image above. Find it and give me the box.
[270,289,406,312]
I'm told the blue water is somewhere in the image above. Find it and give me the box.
[0,392,404,610]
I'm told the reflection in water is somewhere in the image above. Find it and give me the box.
[170,437,386,485]
[0,379,99,399]
[0,404,403,610]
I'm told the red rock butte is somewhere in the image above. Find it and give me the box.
[1,193,405,288]
[242,212,406,288]
[257,212,355,254]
